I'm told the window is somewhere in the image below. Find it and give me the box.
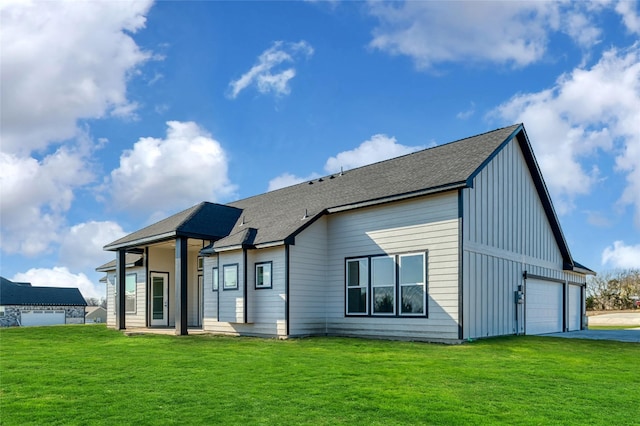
[255,262,272,289]
[223,264,238,290]
[125,273,137,313]
[399,253,426,315]
[346,258,368,314]
[197,256,204,271]
[345,252,427,317]
[212,267,219,291]
[372,256,395,314]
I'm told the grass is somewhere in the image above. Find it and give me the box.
[1,326,639,425]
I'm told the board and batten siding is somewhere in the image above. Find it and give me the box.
[289,216,329,336]
[322,192,461,341]
[461,136,584,339]
[203,247,286,337]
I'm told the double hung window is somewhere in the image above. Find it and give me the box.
[125,273,137,313]
[346,258,368,314]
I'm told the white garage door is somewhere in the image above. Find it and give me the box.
[526,279,563,335]
[21,310,66,326]
[567,285,582,331]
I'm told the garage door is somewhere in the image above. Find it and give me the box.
[21,310,66,326]
[526,279,563,335]
[567,285,582,331]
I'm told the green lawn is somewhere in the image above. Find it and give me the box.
[1,326,638,425]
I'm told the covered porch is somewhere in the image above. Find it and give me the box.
[103,202,242,335]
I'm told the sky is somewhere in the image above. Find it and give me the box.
[1,0,639,300]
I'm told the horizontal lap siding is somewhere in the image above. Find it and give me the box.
[462,138,581,339]
[217,251,245,323]
[326,193,460,340]
[203,248,286,337]
[289,216,329,336]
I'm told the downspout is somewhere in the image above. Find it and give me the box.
[285,244,290,337]
[243,248,248,324]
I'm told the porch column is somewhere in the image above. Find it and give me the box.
[115,249,126,330]
[175,237,188,335]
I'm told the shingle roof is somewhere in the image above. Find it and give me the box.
[212,124,522,249]
[104,202,242,251]
[95,253,144,272]
[0,277,87,306]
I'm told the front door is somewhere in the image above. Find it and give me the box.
[150,272,169,326]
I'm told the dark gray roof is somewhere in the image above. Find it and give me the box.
[104,124,590,273]
[212,124,522,249]
[0,277,87,306]
[96,253,144,272]
[104,202,242,251]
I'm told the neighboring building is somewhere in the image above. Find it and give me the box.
[85,306,107,323]
[0,277,87,327]
[99,124,594,342]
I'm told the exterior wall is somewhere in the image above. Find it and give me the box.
[203,247,286,337]
[461,137,586,339]
[148,247,174,327]
[321,192,461,341]
[104,264,147,328]
[289,216,329,336]
[0,305,85,327]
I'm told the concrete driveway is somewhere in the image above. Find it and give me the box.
[546,328,640,343]
[546,312,640,343]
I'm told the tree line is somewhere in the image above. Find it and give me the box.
[586,269,640,311]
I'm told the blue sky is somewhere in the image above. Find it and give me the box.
[1,0,639,299]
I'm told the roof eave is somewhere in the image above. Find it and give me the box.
[104,231,177,251]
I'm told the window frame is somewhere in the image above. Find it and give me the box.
[197,256,204,271]
[398,252,427,316]
[125,273,137,314]
[344,251,428,318]
[222,264,239,291]
[255,261,273,289]
[212,267,219,291]
[345,257,369,315]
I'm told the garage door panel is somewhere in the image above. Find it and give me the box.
[21,310,66,326]
[526,279,563,335]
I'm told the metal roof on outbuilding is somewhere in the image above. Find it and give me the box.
[0,277,87,306]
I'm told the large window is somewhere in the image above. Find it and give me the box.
[255,262,272,289]
[399,253,426,315]
[346,258,368,314]
[125,273,137,313]
[372,256,396,314]
[223,264,238,290]
[345,252,427,317]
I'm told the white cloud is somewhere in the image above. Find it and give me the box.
[368,1,561,69]
[228,40,314,99]
[12,267,102,300]
[615,0,640,34]
[492,45,640,219]
[324,134,424,174]
[0,0,153,155]
[602,241,640,269]
[267,172,321,192]
[108,121,236,217]
[58,221,127,271]
[268,134,425,191]
[0,147,94,256]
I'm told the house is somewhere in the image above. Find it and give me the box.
[85,306,107,323]
[99,124,594,342]
[0,277,87,327]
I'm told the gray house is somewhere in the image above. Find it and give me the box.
[100,124,593,341]
[0,277,87,327]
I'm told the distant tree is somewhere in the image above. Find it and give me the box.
[85,297,101,306]
[587,269,640,310]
